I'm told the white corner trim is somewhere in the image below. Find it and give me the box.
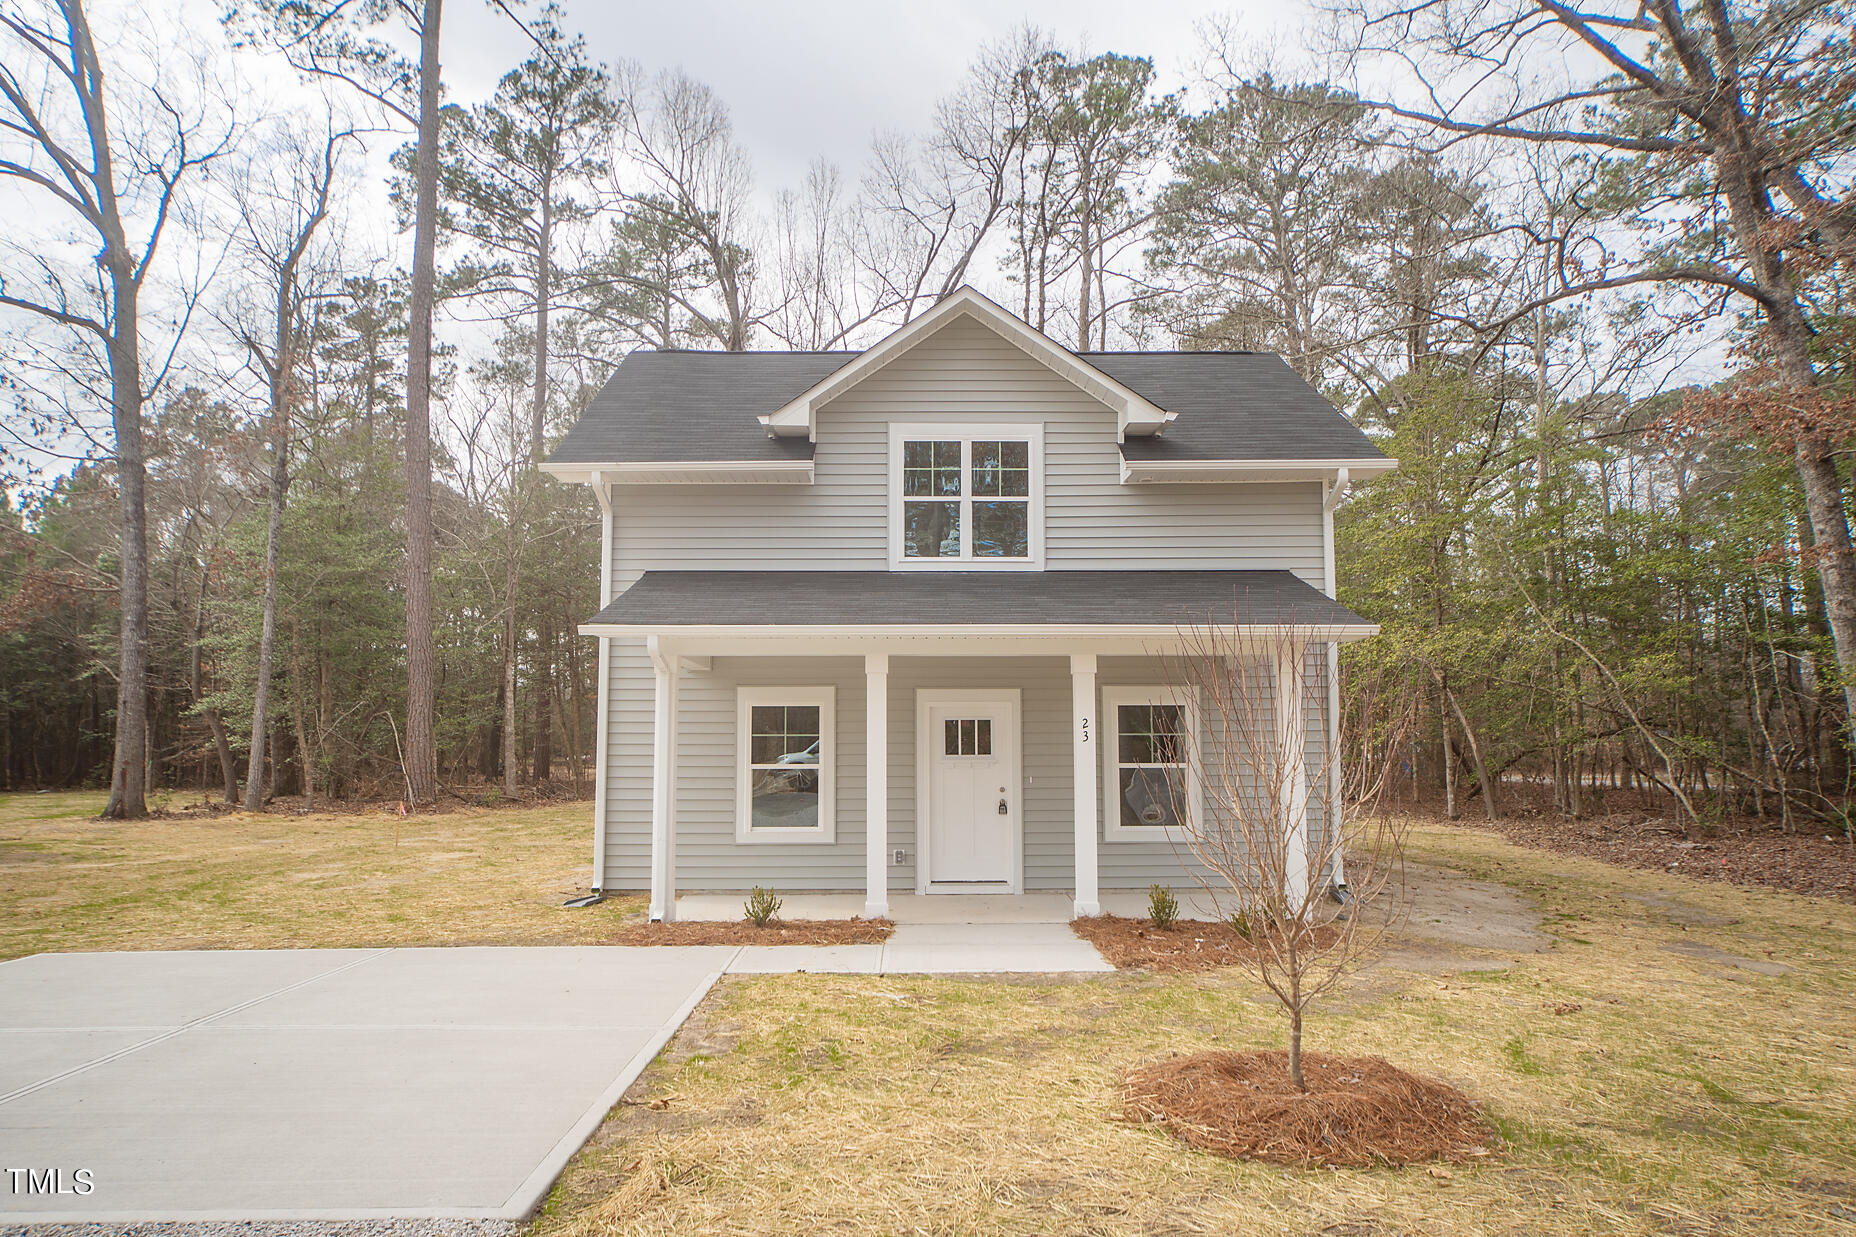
[886,421,1046,570]
[1119,457,1398,484]
[539,460,814,485]
[762,287,1170,440]
[1101,684,1205,843]
[734,685,837,844]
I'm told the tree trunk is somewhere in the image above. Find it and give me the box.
[244,396,288,812]
[502,577,519,802]
[1444,685,1497,822]
[1440,686,1458,819]
[402,0,445,804]
[191,564,237,802]
[531,199,553,783]
[102,274,148,820]
[288,616,315,809]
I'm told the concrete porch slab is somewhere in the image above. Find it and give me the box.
[675,889,1231,924]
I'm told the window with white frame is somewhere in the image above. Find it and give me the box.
[1101,685,1200,841]
[736,686,836,843]
[888,423,1044,568]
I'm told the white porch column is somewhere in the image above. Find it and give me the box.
[1276,641,1311,910]
[647,637,679,922]
[1071,653,1101,918]
[864,653,890,920]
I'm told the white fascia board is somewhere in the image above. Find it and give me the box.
[1118,457,1399,484]
[762,286,1171,440]
[576,623,1382,652]
[538,460,813,485]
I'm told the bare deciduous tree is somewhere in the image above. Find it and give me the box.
[222,118,349,810]
[1332,0,1856,728]
[604,64,760,350]
[0,0,232,817]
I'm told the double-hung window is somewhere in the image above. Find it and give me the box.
[1101,686,1201,841]
[736,686,836,843]
[888,423,1044,568]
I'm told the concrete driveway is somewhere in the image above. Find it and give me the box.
[0,946,733,1222]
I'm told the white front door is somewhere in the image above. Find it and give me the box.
[921,691,1020,889]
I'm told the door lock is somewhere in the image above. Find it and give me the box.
[997,797,1009,815]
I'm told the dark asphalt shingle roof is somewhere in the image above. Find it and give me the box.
[551,351,851,464]
[586,570,1370,629]
[1085,353,1385,462]
[547,345,1385,467]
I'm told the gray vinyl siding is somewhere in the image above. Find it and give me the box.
[596,313,1333,891]
[609,316,1326,580]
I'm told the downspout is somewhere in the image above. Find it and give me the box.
[590,474,614,893]
[1322,468,1351,899]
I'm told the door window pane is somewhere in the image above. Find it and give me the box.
[942,717,993,756]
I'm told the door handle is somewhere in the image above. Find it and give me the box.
[997,797,1009,815]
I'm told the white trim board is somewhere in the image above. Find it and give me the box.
[539,460,814,485]
[1118,457,1398,484]
[759,286,1173,442]
[914,688,1024,895]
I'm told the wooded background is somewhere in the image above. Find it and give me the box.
[2,0,1850,828]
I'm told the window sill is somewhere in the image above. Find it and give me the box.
[888,557,1044,572]
[733,827,840,845]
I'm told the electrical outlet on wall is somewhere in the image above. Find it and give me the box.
[892,848,907,866]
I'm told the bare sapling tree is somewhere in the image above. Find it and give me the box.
[0,0,233,817]
[223,118,349,810]
[1161,624,1416,1090]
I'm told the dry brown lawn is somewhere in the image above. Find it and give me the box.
[529,821,1856,1236]
[0,790,642,959]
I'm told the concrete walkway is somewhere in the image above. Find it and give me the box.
[717,922,1112,974]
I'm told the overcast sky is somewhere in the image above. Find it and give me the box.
[443,0,1314,195]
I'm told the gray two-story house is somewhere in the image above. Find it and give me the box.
[543,287,1393,922]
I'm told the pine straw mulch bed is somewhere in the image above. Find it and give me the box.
[1122,1049,1499,1167]
[1072,914,1339,973]
[609,918,893,946]
[1448,798,1856,903]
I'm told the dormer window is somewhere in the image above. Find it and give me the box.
[888,422,1044,570]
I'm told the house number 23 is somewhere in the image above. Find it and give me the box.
[1081,717,1091,743]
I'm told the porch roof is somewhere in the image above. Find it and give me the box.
[581,569,1374,638]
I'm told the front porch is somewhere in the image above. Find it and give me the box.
[579,568,1379,924]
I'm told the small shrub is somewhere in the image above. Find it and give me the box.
[744,886,782,927]
[1148,884,1180,930]
[1228,909,1253,940]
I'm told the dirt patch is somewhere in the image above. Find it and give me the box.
[1661,938,1792,975]
[1396,862,1551,957]
[1122,1049,1498,1167]
[1440,794,1856,903]
[1073,915,1338,973]
[609,918,892,946]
